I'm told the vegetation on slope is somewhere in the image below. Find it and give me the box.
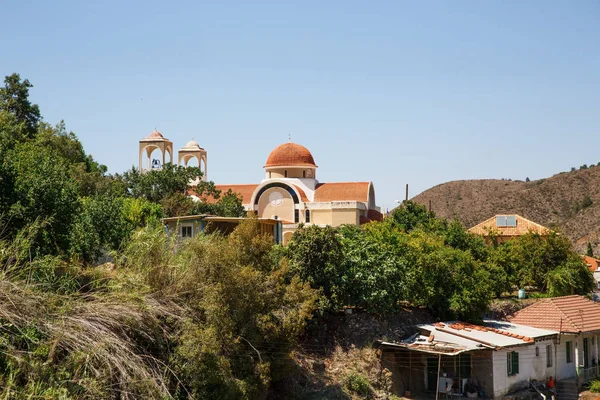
[412,168,600,255]
[0,73,594,399]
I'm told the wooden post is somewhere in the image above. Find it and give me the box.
[435,354,441,400]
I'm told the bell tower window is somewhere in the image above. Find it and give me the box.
[303,170,306,178]
[285,170,288,177]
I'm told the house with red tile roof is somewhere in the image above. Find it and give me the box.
[375,320,558,399]
[468,214,551,245]
[583,256,600,293]
[189,141,382,244]
[509,295,600,385]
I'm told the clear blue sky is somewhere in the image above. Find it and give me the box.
[2,1,599,211]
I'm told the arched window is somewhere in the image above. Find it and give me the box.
[305,209,310,223]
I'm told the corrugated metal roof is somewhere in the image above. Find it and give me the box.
[377,320,557,356]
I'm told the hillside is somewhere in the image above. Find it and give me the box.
[412,166,600,254]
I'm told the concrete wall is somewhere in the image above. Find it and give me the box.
[165,220,203,237]
[492,339,555,399]
[332,209,360,226]
[556,334,578,380]
[312,209,332,225]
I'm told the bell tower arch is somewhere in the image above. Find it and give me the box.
[178,139,208,181]
[138,129,173,172]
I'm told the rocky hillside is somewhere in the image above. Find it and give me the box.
[412,166,600,255]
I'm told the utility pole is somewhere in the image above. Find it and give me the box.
[405,184,409,202]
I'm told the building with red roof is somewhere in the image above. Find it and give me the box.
[509,295,600,385]
[188,140,381,244]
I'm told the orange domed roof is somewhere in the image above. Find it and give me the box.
[265,142,317,168]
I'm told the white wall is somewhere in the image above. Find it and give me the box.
[555,334,577,381]
[491,339,555,399]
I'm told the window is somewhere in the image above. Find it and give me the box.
[294,209,299,223]
[305,209,310,223]
[181,225,193,238]
[284,170,288,177]
[535,346,539,357]
[303,170,306,178]
[597,281,600,289]
[566,341,572,363]
[496,215,517,227]
[507,351,519,376]
[546,345,553,367]
[269,172,272,178]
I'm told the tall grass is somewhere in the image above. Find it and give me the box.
[0,219,318,399]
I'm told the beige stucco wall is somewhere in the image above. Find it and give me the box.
[257,187,295,222]
[332,209,360,226]
[311,209,332,225]
[266,168,315,179]
[282,230,295,245]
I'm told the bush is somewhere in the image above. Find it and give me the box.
[590,379,600,393]
[345,372,371,397]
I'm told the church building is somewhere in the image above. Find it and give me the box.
[138,130,382,244]
[192,141,382,244]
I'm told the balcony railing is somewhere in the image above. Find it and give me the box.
[580,366,599,383]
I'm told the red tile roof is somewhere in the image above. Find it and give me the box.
[292,185,309,202]
[584,256,600,273]
[264,142,317,168]
[509,295,600,333]
[469,214,550,237]
[314,182,370,202]
[190,184,258,204]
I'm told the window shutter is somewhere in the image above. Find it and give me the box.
[512,352,519,374]
[507,353,511,375]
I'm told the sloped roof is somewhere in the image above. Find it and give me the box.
[468,214,550,237]
[509,295,600,333]
[314,182,370,202]
[377,320,556,356]
[189,184,259,204]
[584,256,600,273]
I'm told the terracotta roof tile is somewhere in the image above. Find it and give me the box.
[468,214,550,237]
[189,184,258,204]
[314,182,370,202]
[509,295,600,333]
[291,185,309,202]
[265,142,317,168]
[584,256,600,273]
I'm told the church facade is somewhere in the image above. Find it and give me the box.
[191,141,382,244]
[139,131,382,245]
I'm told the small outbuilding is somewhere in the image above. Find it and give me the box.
[375,320,557,399]
[162,214,283,244]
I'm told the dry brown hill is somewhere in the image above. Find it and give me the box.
[412,166,600,255]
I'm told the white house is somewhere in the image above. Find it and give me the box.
[510,295,600,385]
[376,320,558,399]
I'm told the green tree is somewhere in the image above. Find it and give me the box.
[0,73,41,138]
[287,225,345,309]
[389,200,435,232]
[587,242,594,257]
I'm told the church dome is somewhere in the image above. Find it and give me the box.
[181,139,203,150]
[141,129,169,141]
[265,142,317,168]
